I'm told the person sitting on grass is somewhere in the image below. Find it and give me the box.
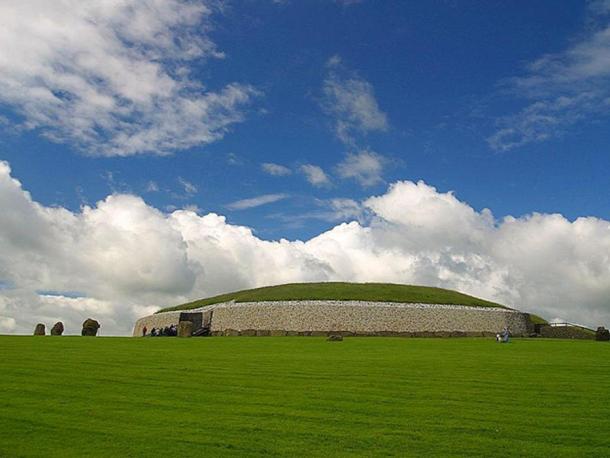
[496,327,510,342]
[501,327,510,343]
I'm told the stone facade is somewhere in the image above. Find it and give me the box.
[133,300,530,337]
[539,324,595,340]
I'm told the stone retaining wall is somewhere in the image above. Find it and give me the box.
[133,301,529,337]
[539,325,595,340]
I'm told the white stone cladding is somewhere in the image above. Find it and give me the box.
[133,300,529,336]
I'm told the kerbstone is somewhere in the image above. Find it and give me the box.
[177,321,193,337]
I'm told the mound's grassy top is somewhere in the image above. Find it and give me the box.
[158,282,507,313]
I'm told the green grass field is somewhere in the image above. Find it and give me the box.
[1,336,608,457]
[160,282,507,312]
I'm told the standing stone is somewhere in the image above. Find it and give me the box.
[33,323,46,336]
[596,327,610,341]
[50,322,64,336]
[81,318,100,336]
[178,321,193,337]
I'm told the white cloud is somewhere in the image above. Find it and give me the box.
[146,181,160,193]
[268,198,364,225]
[300,164,332,188]
[488,6,610,150]
[2,161,610,335]
[262,163,292,176]
[178,177,198,195]
[336,150,386,187]
[227,153,244,166]
[0,0,257,156]
[226,193,289,210]
[322,56,388,145]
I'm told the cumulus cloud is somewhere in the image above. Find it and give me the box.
[262,163,292,176]
[226,193,289,210]
[0,0,257,156]
[488,3,610,150]
[300,164,332,188]
[1,161,610,335]
[336,150,386,187]
[322,56,388,145]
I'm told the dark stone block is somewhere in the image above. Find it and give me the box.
[81,318,100,336]
[327,334,343,341]
[50,322,64,336]
[33,323,45,336]
[374,331,395,337]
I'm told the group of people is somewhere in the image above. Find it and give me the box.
[142,325,177,337]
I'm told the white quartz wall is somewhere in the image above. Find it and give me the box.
[209,301,528,335]
[133,301,529,336]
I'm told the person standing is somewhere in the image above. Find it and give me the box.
[142,325,147,337]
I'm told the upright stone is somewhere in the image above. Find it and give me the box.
[81,318,100,336]
[50,322,64,336]
[596,327,610,341]
[33,323,46,336]
[178,321,193,337]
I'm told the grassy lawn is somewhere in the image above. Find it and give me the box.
[0,337,608,457]
[160,282,506,312]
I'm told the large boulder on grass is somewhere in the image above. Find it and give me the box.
[178,321,193,337]
[50,322,64,336]
[81,318,100,336]
[327,334,343,341]
[33,323,45,336]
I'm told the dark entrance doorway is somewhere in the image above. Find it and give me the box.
[179,312,202,330]
[179,310,213,336]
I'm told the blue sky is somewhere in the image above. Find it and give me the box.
[2,0,609,240]
[2,0,610,335]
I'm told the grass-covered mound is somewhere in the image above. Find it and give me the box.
[158,282,507,313]
[1,336,608,456]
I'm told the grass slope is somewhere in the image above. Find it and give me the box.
[1,336,609,456]
[159,282,506,313]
